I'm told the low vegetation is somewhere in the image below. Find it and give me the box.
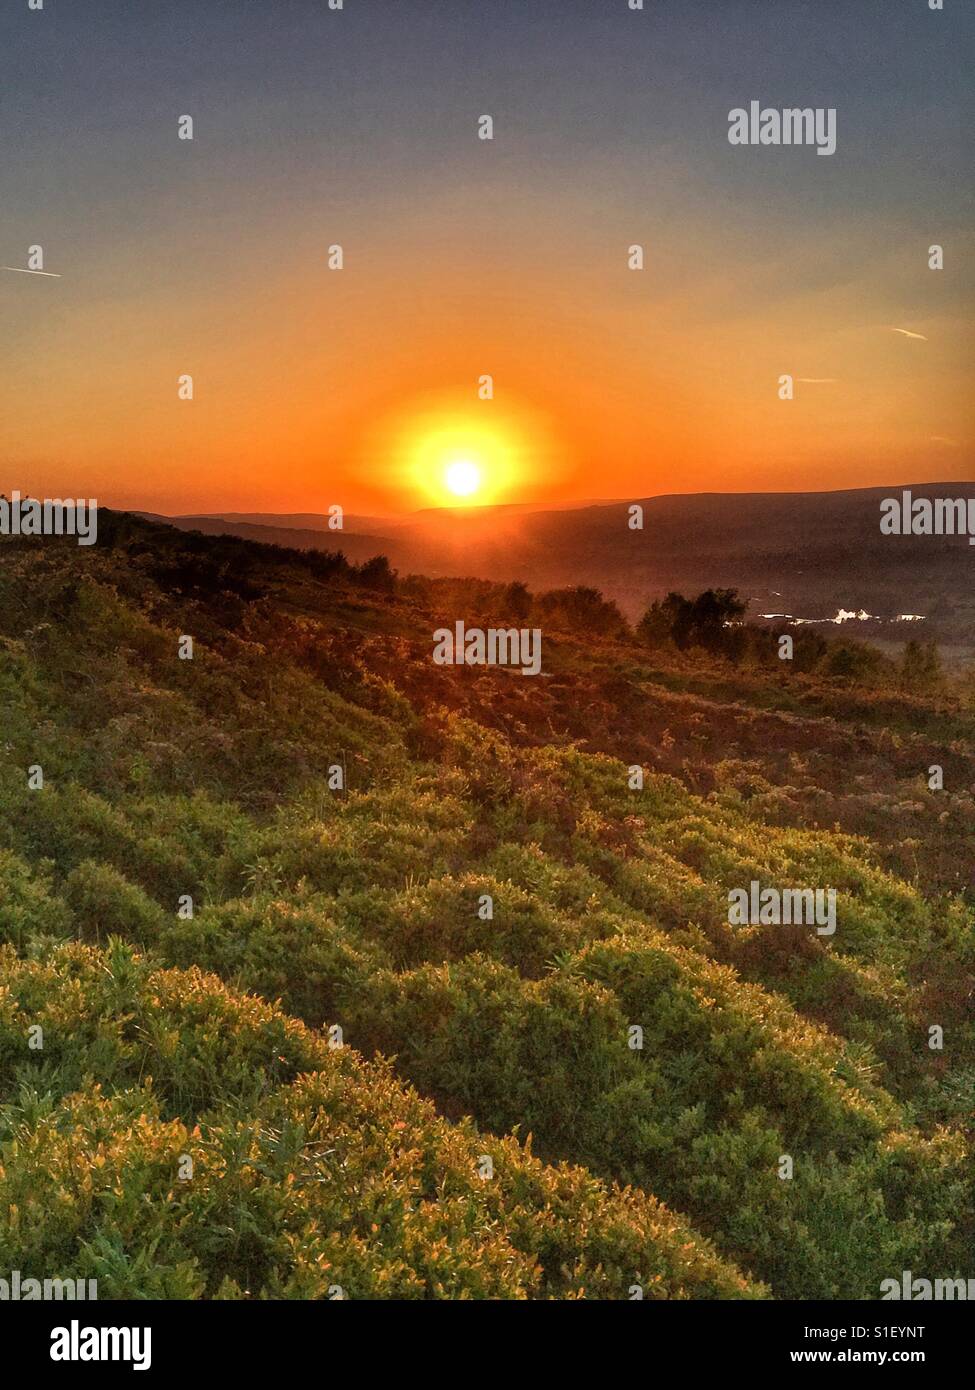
[0,514,972,1299]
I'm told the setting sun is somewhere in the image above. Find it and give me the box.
[355,389,568,512]
[444,459,482,497]
[408,415,515,507]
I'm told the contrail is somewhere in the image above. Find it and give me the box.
[2,266,61,277]
[890,327,927,340]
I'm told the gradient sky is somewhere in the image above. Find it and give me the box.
[2,0,972,514]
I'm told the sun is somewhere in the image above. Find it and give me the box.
[403,412,516,506]
[361,392,566,509]
[444,458,482,498]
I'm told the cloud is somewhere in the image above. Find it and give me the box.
[890,327,927,341]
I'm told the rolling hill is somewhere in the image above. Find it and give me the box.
[0,511,972,1299]
[144,483,975,655]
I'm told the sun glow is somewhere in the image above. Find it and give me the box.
[356,391,568,511]
[444,458,482,497]
[403,411,521,507]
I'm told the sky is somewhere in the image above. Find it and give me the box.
[1,0,972,515]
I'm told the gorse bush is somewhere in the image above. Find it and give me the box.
[0,943,759,1300]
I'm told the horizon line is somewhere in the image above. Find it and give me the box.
[123,479,975,523]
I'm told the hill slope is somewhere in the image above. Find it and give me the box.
[1,513,972,1299]
[151,483,975,650]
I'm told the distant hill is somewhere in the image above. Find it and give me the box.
[147,484,975,650]
[135,512,400,563]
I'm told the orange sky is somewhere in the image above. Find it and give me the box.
[7,210,972,516]
[3,1,972,516]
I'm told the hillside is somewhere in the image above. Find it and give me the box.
[149,484,975,653]
[1,513,973,1300]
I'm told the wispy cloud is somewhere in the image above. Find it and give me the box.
[890,327,927,341]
